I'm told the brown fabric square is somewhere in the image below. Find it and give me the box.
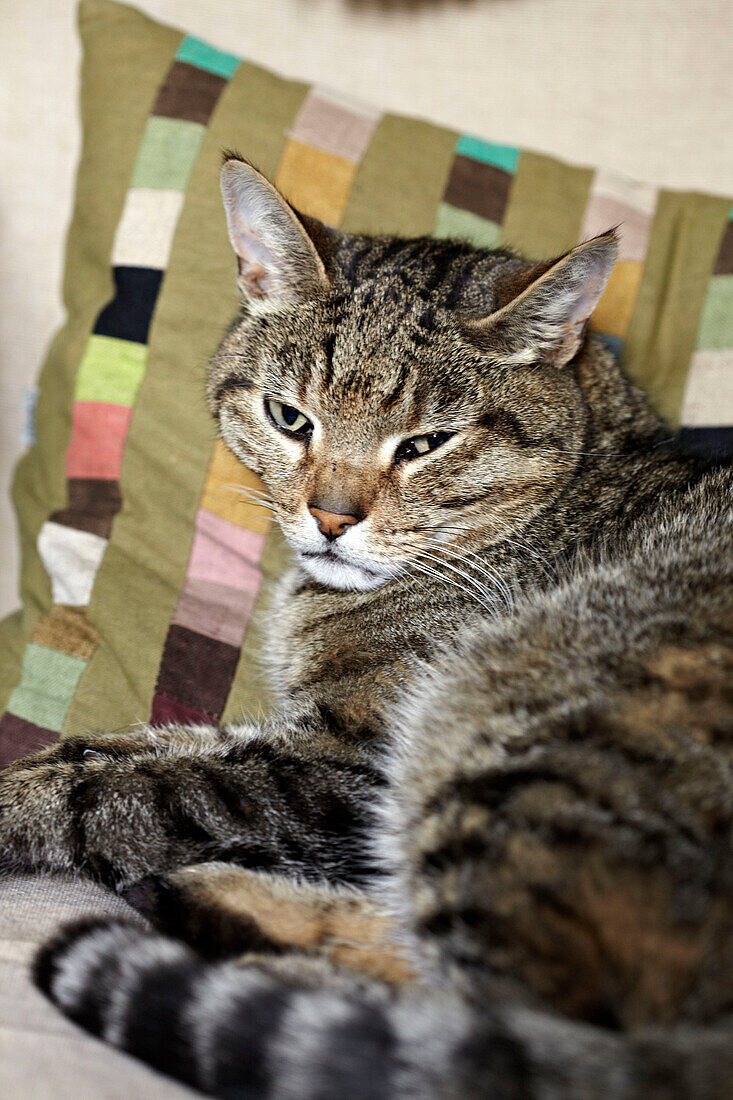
[150,692,213,728]
[713,221,733,275]
[443,155,512,224]
[50,478,122,539]
[152,60,227,126]
[0,713,55,768]
[155,624,240,717]
[31,605,100,661]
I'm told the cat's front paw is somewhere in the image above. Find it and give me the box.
[0,731,166,877]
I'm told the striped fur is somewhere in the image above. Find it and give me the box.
[4,162,733,1095]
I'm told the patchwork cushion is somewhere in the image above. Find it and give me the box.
[1,0,731,763]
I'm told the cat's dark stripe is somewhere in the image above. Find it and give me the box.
[478,407,544,448]
[209,984,290,1097]
[213,374,254,412]
[120,958,202,1082]
[379,361,411,411]
[322,330,337,391]
[323,1001,397,1098]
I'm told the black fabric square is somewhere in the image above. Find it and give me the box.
[93,266,163,345]
[678,426,733,462]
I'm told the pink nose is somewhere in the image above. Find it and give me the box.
[309,507,359,541]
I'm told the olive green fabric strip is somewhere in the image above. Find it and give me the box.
[9,0,182,663]
[0,612,28,718]
[623,191,730,424]
[64,52,308,734]
[500,150,594,257]
[341,114,458,237]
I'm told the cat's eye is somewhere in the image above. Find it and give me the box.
[394,431,454,464]
[265,398,313,440]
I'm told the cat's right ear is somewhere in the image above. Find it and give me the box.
[463,231,618,369]
[220,157,331,311]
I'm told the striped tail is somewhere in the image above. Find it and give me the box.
[35,918,733,1099]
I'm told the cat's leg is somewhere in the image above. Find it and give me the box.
[0,723,382,887]
[123,862,414,982]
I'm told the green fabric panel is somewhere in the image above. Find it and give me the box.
[623,191,730,424]
[8,0,182,680]
[433,203,502,248]
[341,114,458,237]
[64,55,308,735]
[455,135,519,174]
[7,644,86,732]
[220,530,293,725]
[695,275,733,350]
[501,150,593,257]
[130,116,206,191]
[74,335,148,405]
[0,611,28,717]
[176,35,240,79]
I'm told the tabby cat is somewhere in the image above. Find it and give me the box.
[2,156,732,1098]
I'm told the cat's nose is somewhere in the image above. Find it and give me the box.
[309,506,359,541]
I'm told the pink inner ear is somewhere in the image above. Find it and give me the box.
[238,259,270,299]
[569,273,608,326]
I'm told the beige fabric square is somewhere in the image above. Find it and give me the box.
[111,186,185,269]
[582,170,658,263]
[680,349,733,426]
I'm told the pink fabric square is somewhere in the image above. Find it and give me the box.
[188,509,266,592]
[172,576,257,647]
[66,401,132,479]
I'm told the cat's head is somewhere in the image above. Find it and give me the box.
[208,155,616,592]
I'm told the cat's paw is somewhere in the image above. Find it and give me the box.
[0,738,116,874]
[0,730,171,877]
[120,870,279,958]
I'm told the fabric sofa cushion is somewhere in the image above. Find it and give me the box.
[1,0,731,763]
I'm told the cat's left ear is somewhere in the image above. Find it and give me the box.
[220,156,331,311]
[463,230,617,368]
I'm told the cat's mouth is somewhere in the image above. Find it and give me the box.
[298,548,393,592]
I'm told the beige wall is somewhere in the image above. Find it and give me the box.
[2,0,732,617]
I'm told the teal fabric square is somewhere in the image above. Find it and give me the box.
[176,36,240,79]
[456,135,519,174]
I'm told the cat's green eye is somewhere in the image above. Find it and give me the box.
[266,398,313,440]
[394,432,454,464]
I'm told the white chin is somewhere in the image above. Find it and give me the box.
[299,553,392,592]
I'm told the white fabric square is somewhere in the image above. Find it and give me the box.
[111,187,185,270]
[37,521,108,607]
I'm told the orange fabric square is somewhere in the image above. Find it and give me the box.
[200,439,273,535]
[275,139,357,225]
[591,261,643,339]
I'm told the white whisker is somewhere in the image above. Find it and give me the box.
[424,541,515,609]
